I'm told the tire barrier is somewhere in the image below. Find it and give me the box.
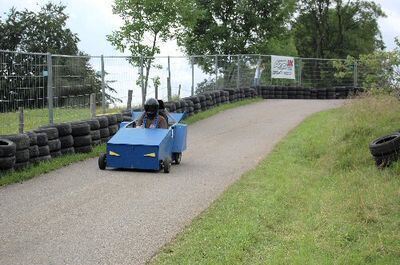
[71,122,93,153]
[85,119,101,146]
[35,127,62,159]
[27,132,40,164]
[2,134,31,170]
[260,85,363,100]
[0,139,16,172]
[55,123,75,156]
[369,132,400,168]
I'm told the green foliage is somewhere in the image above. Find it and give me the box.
[153,95,400,264]
[294,0,385,59]
[0,3,79,54]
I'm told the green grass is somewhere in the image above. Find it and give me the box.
[0,107,122,135]
[152,95,400,265]
[0,98,261,186]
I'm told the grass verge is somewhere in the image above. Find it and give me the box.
[0,98,261,186]
[152,95,400,264]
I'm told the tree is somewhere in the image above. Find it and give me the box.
[293,0,386,59]
[107,0,197,102]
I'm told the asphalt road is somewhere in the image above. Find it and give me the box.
[0,99,344,265]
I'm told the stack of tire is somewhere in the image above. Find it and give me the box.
[310,88,318,99]
[0,138,16,173]
[183,99,195,116]
[107,114,119,137]
[189,96,201,114]
[224,89,237,102]
[97,116,110,143]
[369,132,400,168]
[85,119,101,146]
[54,123,75,156]
[244,87,257,98]
[122,110,133,122]
[165,102,176,113]
[26,132,39,164]
[35,132,51,163]
[71,122,92,153]
[197,94,207,111]
[222,90,230,103]
[317,88,327,99]
[204,93,214,109]
[35,127,61,158]
[3,134,30,170]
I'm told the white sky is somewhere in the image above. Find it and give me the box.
[0,0,399,56]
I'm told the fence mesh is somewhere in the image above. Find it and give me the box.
[0,51,374,135]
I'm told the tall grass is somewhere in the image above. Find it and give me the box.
[152,95,400,264]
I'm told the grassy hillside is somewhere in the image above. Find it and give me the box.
[153,95,400,264]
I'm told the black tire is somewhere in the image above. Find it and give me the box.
[163,158,171,173]
[71,122,90,136]
[29,156,41,164]
[60,147,75,156]
[173,152,182,165]
[35,127,59,140]
[15,149,29,163]
[14,161,29,171]
[109,124,119,136]
[36,155,51,163]
[92,139,101,146]
[36,133,48,146]
[107,114,118,125]
[60,135,74,148]
[26,131,38,146]
[85,119,101,130]
[90,130,101,141]
[55,123,72,137]
[29,145,39,158]
[38,145,50,156]
[96,116,109,128]
[98,153,106,170]
[74,135,92,147]
[373,152,399,168]
[50,150,62,158]
[369,132,400,156]
[0,156,16,170]
[3,134,30,150]
[115,113,123,123]
[74,145,93,153]
[100,128,110,138]
[48,139,61,152]
[0,139,16,157]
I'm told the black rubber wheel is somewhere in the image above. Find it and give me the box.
[90,130,101,141]
[50,150,62,158]
[29,145,39,158]
[26,131,38,146]
[85,119,101,130]
[36,155,51,163]
[60,147,75,156]
[107,114,118,125]
[71,122,90,137]
[98,153,106,170]
[373,152,399,168]
[369,132,400,156]
[48,139,61,152]
[60,135,74,148]
[55,123,72,137]
[75,145,93,153]
[173,152,182,165]
[163,158,171,173]
[0,156,16,170]
[0,139,16,157]
[36,132,48,146]
[15,149,29,163]
[38,145,50,156]
[35,127,59,140]
[3,134,30,150]
[73,135,92,147]
[100,128,110,138]
[96,116,109,128]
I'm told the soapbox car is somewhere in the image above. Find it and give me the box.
[98,110,187,173]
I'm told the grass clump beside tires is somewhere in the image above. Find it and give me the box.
[152,94,400,265]
[0,98,261,186]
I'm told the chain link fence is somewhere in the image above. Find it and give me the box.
[1,50,369,135]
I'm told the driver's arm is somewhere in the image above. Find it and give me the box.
[158,116,168,129]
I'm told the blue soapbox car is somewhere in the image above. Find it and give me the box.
[98,108,187,173]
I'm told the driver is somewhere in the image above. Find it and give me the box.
[136,98,168,129]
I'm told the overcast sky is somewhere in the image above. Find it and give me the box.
[0,0,399,56]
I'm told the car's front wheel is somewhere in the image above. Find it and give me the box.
[98,153,107,170]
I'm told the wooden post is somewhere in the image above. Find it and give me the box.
[90,93,96,118]
[19,107,24,134]
[167,56,172,101]
[127,90,133,110]
[178,84,181,97]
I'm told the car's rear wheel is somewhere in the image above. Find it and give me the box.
[173,152,182,165]
[163,158,171,173]
[98,153,107,170]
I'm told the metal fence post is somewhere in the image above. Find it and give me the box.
[353,61,358,87]
[215,55,218,90]
[191,56,194,96]
[101,55,106,113]
[46,53,54,124]
[140,55,145,106]
[237,55,240,90]
[167,56,172,101]
[19,107,24,134]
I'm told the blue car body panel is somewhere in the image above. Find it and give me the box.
[105,112,187,171]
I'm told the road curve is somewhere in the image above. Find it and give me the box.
[0,99,344,265]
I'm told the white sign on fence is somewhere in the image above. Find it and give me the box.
[271,55,296,79]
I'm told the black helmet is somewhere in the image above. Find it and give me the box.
[144,98,159,118]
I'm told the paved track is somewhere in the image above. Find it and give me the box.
[0,99,344,265]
